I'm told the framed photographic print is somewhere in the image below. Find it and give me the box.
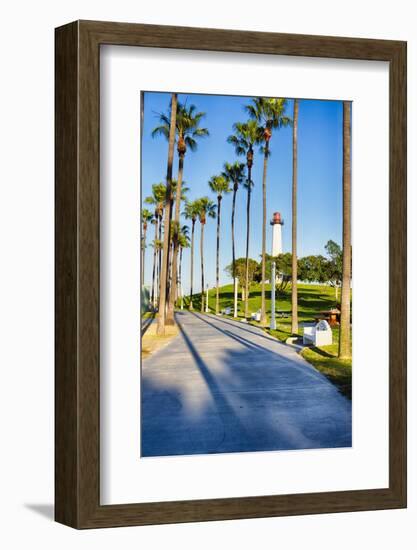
[55,20,407,528]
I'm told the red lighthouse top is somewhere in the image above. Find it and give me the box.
[271,212,283,224]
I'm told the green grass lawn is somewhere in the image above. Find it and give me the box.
[142,311,154,320]
[187,281,339,334]
[183,282,352,398]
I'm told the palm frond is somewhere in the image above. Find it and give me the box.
[193,127,209,138]
[185,136,197,152]
[151,125,170,139]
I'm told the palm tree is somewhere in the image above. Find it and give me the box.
[291,99,299,334]
[151,238,162,307]
[177,225,190,309]
[145,182,167,296]
[196,197,216,313]
[222,161,245,318]
[339,101,352,358]
[183,200,200,310]
[209,175,231,314]
[222,162,246,280]
[153,101,209,323]
[246,97,291,326]
[172,180,190,205]
[141,208,153,286]
[227,120,259,319]
[156,93,178,336]
[150,215,158,306]
[171,180,189,302]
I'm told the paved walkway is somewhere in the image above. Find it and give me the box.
[141,311,351,457]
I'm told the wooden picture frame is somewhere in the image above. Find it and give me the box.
[55,20,407,529]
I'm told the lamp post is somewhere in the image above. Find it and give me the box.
[270,262,276,330]
[234,277,238,318]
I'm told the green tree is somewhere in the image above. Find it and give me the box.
[298,255,328,283]
[183,200,201,310]
[225,258,259,297]
[324,240,343,300]
[209,175,231,314]
[153,102,209,323]
[339,102,352,359]
[196,197,216,313]
[227,119,260,319]
[246,97,291,326]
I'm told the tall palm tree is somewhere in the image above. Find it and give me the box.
[150,217,158,306]
[196,197,216,313]
[151,238,162,307]
[172,180,190,205]
[291,99,299,334]
[153,101,209,323]
[171,180,189,302]
[183,200,200,310]
[222,162,246,281]
[339,101,352,358]
[227,120,259,319]
[246,97,291,326]
[141,208,153,286]
[156,93,178,336]
[177,225,190,309]
[145,182,167,295]
[209,175,231,314]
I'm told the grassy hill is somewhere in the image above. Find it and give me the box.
[187,282,339,336]
[183,282,352,398]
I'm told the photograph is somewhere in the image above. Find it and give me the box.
[140,91,352,458]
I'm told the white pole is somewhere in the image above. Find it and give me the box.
[234,277,238,318]
[270,262,276,330]
[205,285,209,313]
[180,281,184,310]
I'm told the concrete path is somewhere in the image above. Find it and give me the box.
[141,311,351,457]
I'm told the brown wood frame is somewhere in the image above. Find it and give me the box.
[55,20,407,529]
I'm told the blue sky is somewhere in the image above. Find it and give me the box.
[141,92,343,292]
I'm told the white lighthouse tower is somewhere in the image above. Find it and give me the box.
[271,212,283,256]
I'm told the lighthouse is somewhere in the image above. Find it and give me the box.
[271,212,283,256]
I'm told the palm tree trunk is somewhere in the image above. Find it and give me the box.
[189,220,195,310]
[291,99,299,334]
[339,101,352,358]
[200,222,205,313]
[167,155,185,324]
[231,183,238,318]
[141,228,146,286]
[150,219,158,306]
[156,252,160,302]
[157,213,162,298]
[260,143,269,326]
[244,164,252,320]
[156,93,177,336]
[231,184,237,279]
[215,196,221,314]
[179,246,183,309]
